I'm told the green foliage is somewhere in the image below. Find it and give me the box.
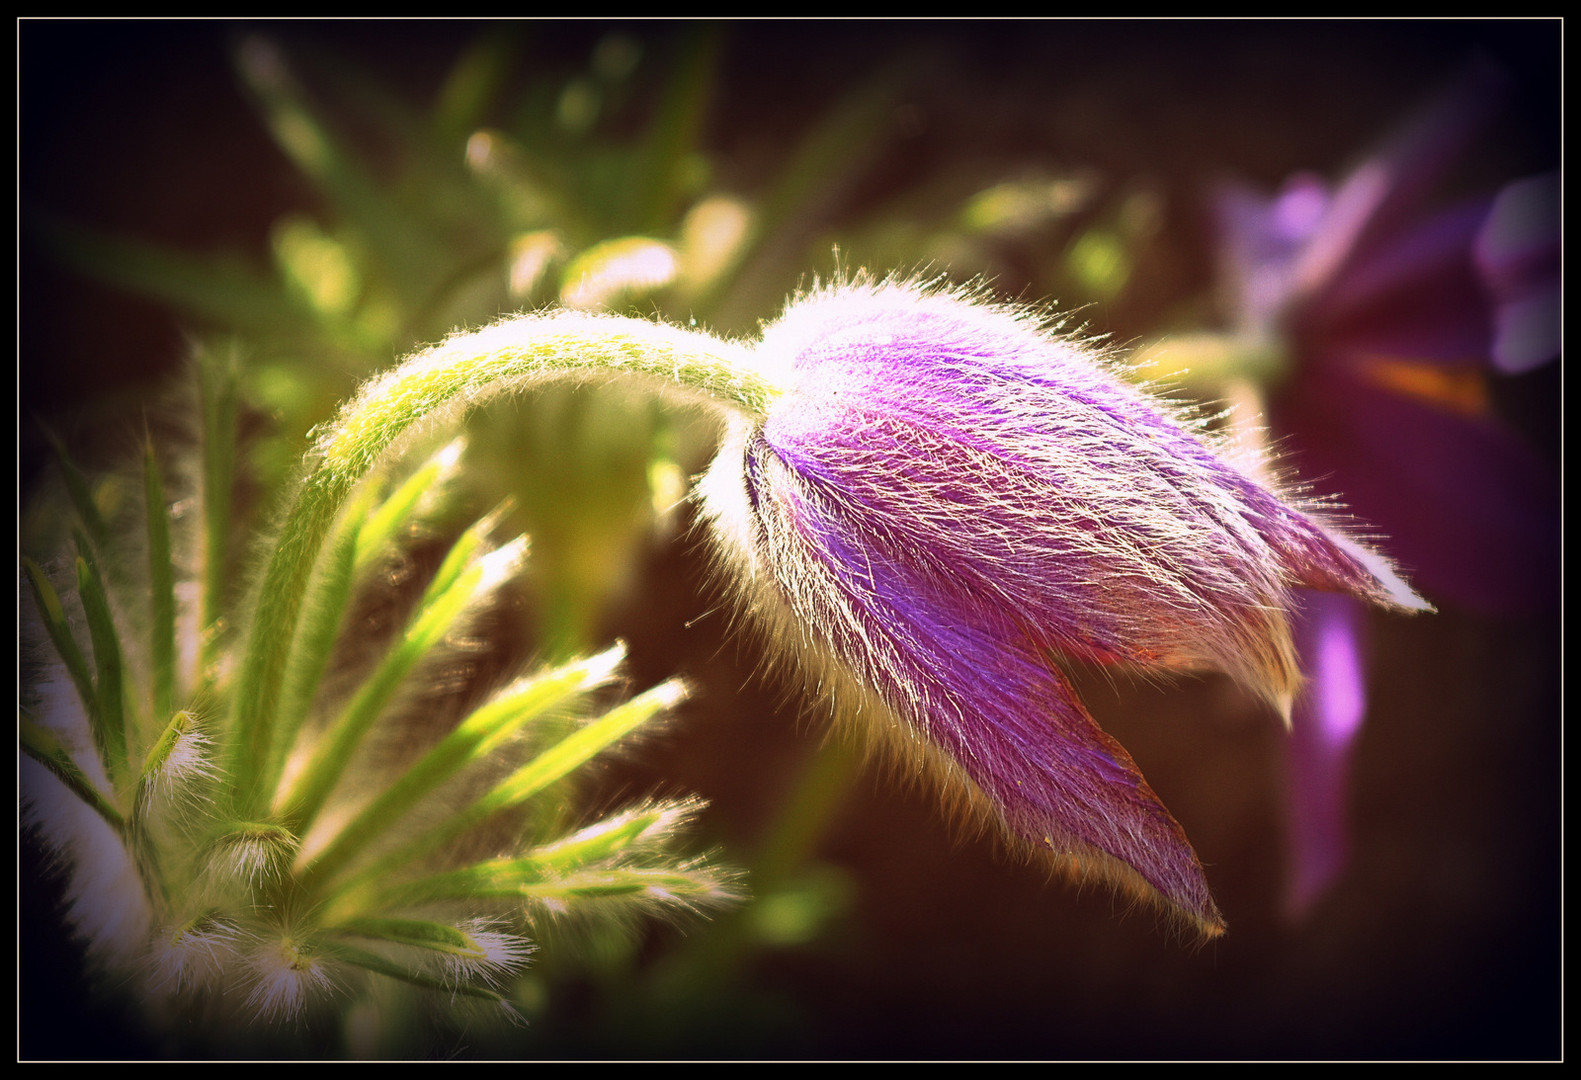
[20,360,736,1051]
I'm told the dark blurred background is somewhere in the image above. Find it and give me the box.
[20,19,1560,1060]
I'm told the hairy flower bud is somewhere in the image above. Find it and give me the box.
[701,278,1426,935]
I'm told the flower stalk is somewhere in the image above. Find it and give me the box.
[224,312,767,818]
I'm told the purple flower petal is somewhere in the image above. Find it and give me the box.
[1476,172,1561,374]
[702,280,1425,932]
[1283,591,1368,921]
[1294,59,1511,300]
[1215,175,1330,335]
[1487,285,1561,375]
[1300,199,1495,363]
[744,428,1225,932]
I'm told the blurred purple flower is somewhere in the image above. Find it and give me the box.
[1212,66,1559,917]
[702,278,1426,936]
[1216,64,1559,617]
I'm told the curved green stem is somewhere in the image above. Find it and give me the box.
[223,312,772,817]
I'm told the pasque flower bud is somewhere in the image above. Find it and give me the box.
[701,278,1427,935]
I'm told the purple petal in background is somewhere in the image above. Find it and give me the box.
[1301,199,1495,364]
[1283,591,1369,921]
[1274,364,1559,616]
[1294,58,1511,299]
[1475,172,1561,374]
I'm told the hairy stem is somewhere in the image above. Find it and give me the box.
[224,311,770,816]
